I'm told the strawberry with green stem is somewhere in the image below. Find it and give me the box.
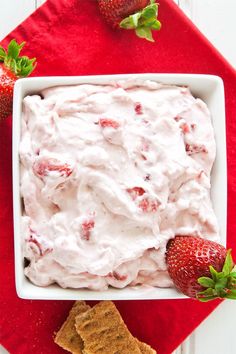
[98,0,161,42]
[0,39,36,121]
[166,235,236,302]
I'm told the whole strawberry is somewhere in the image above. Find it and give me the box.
[98,0,161,42]
[166,235,236,301]
[0,39,36,121]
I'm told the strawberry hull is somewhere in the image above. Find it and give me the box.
[0,40,36,120]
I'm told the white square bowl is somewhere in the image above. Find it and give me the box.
[12,73,227,300]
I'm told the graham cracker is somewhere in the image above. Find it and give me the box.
[54,300,91,354]
[75,300,142,354]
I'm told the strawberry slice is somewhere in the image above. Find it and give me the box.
[28,236,43,256]
[28,229,52,257]
[108,271,127,281]
[81,219,95,241]
[134,102,143,115]
[0,39,36,121]
[33,157,73,178]
[174,116,181,122]
[127,187,160,212]
[139,197,160,212]
[180,122,190,134]
[99,118,120,129]
[185,143,208,155]
[127,186,146,199]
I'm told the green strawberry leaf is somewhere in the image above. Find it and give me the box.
[217,271,227,279]
[197,288,218,302]
[9,58,18,73]
[228,273,236,289]
[18,65,33,77]
[0,47,6,61]
[151,20,161,30]
[215,277,228,290]
[195,249,236,302]
[7,39,25,60]
[0,39,36,77]
[199,288,216,296]
[231,265,236,272]
[198,277,215,288]
[142,6,157,20]
[135,27,154,42]
[222,249,233,275]
[119,0,161,42]
[120,12,141,29]
[225,289,236,299]
[15,56,36,77]
[150,0,158,11]
[131,12,142,27]
[197,295,218,302]
[209,267,225,281]
[209,265,218,282]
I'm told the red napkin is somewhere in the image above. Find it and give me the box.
[0,1,236,353]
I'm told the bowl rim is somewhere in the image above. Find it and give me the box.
[12,73,227,300]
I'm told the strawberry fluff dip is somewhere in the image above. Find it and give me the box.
[20,79,219,290]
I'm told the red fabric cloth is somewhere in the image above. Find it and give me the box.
[0,1,236,353]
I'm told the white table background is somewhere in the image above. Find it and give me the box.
[0,1,235,353]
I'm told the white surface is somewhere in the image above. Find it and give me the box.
[0,0,236,353]
[12,74,226,300]
[0,0,36,39]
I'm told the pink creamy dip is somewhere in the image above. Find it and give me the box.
[20,79,219,290]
